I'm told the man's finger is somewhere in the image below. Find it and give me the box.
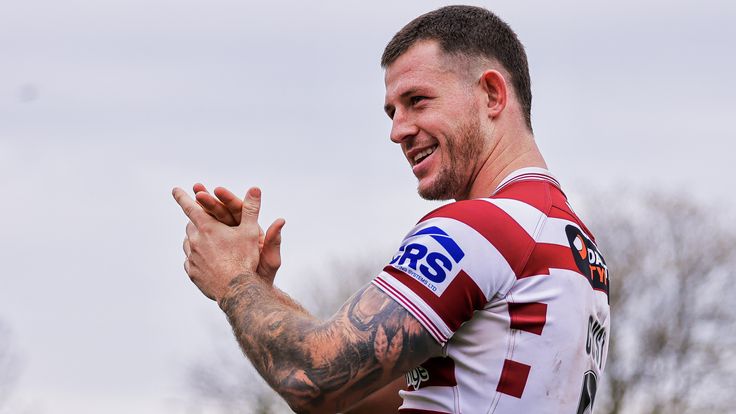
[195,191,238,226]
[172,187,210,228]
[183,237,191,256]
[214,187,243,224]
[257,218,285,282]
[194,183,237,225]
[239,187,261,228]
[186,221,197,239]
[193,182,208,194]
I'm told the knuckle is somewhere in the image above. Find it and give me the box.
[243,203,260,215]
[198,222,212,233]
[183,205,196,217]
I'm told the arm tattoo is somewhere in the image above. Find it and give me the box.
[219,274,441,413]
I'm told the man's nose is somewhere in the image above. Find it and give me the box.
[390,109,419,144]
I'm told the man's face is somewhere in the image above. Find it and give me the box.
[384,41,487,201]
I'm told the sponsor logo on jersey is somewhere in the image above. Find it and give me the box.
[566,225,609,297]
[406,366,430,391]
[389,226,465,295]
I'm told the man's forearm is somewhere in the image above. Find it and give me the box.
[270,282,310,314]
[219,275,322,406]
[218,274,437,413]
[219,274,373,412]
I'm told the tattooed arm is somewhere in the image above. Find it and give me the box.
[173,186,438,412]
[219,273,442,414]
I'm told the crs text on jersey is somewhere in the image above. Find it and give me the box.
[389,226,465,296]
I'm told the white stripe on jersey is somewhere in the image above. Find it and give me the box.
[483,198,547,239]
[399,385,458,412]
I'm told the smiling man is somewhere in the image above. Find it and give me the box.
[174,5,610,413]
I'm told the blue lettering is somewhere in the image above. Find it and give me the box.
[398,243,427,270]
[420,252,451,283]
[389,244,405,265]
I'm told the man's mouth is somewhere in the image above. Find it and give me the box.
[411,145,438,166]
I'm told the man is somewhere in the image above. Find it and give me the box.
[173,5,610,413]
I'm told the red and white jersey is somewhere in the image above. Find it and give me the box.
[372,168,610,413]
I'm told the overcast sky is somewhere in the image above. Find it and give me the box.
[1,0,735,413]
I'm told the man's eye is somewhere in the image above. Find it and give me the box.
[410,96,427,105]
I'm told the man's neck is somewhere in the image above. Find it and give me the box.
[460,130,547,200]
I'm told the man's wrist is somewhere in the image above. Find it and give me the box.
[218,271,263,311]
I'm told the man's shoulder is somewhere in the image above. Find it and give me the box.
[418,194,548,233]
[418,199,491,224]
[415,198,539,264]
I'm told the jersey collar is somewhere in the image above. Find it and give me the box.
[492,167,562,195]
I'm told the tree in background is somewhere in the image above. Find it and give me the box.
[586,192,736,414]
[185,192,736,414]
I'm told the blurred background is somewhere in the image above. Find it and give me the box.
[1,0,735,413]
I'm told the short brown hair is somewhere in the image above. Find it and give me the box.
[382,5,533,131]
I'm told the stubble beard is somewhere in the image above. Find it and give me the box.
[418,115,484,201]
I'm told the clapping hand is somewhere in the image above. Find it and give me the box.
[172,185,285,303]
[192,183,285,284]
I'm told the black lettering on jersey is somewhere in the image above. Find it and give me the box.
[586,316,607,370]
[566,225,609,298]
[576,370,598,414]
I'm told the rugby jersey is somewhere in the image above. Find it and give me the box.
[372,168,610,413]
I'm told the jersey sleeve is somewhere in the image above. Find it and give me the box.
[372,199,537,345]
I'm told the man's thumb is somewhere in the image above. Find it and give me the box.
[258,218,286,283]
[239,187,261,228]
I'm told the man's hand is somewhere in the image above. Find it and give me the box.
[192,183,243,226]
[191,183,284,284]
[173,186,284,302]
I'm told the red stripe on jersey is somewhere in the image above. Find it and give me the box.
[496,359,531,399]
[549,204,597,244]
[399,410,452,414]
[508,302,548,335]
[493,180,552,214]
[547,206,574,221]
[419,200,534,276]
[415,356,457,389]
[520,243,579,278]
[544,190,574,219]
[438,270,487,331]
[383,266,485,332]
[373,275,446,343]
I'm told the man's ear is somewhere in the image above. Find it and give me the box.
[479,70,508,119]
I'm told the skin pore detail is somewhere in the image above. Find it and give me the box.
[218,273,441,412]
